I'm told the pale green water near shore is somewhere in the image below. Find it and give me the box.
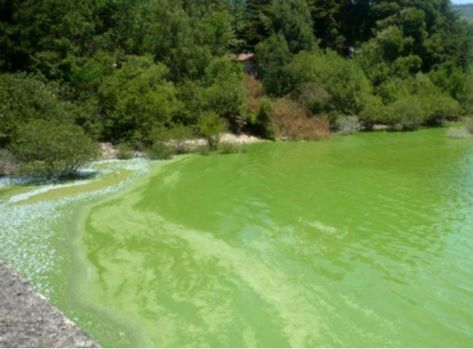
[2,129,473,346]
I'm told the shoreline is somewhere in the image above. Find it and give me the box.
[0,259,97,348]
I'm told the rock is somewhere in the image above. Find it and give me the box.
[0,260,98,348]
[372,124,389,131]
[99,143,117,160]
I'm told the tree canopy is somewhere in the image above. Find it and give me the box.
[1,0,472,175]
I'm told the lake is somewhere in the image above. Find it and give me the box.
[1,129,473,347]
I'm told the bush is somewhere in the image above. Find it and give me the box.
[292,84,331,115]
[374,75,461,127]
[336,116,363,135]
[148,143,175,160]
[252,98,278,139]
[285,51,373,120]
[116,143,135,160]
[0,149,16,176]
[151,124,195,154]
[195,112,227,149]
[384,96,427,131]
[0,73,73,147]
[10,120,98,179]
[360,95,387,125]
[271,98,330,140]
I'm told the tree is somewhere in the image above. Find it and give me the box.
[285,51,372,119]
[0,0,103,78]
[264,0,317,53]
[0,73,73,147]
[98,55,182,145]
[255,33,291,95]
[203,58,246,131]
[10,119,98,178]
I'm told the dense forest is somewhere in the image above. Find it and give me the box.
[1,0,473,177]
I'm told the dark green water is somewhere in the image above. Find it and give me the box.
[80,129,473,347]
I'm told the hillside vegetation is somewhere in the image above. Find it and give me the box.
[1,0,473,177]
[454,3,473,20]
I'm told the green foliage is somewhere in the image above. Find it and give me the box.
[336,116,362,135]
[377,74,460,125]
[147,143,175,160]
[358,0,473,87]
[195,112,227,149]
[10,119,98,178]
[255,33,291,95]
[0,0,472,153]
[0,0,100,77]
[285,51,372,121]
[0,73,73,147]
[360,95,387,125]
[116,143,135,160]
[203,58,246,131]
[264,0,317,53]
[98,55,181,144]
[253,97,277,139]
[384,96,427,131]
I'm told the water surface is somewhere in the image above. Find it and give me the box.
[78,129,473,347]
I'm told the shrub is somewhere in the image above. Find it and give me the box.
[10,120,98,179]
[0,73,73,147]
[360,95,387,125]
[336,116,363,135]
[375,75,460,127]
[151,124,195,154]
[292,84,331,115]
[116,143,135,160]
[285,51,372,120]
[244,73,265,111]
[148,143,174,160]
[251,98,278,139]
[195,112,227,149]
[271,98,330,140]
[419,94,460,125]
[0,149,16,176]
[384,96,427,131]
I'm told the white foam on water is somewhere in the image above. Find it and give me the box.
[0,159,152,298]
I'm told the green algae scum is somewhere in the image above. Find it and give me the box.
[1,129,473,347]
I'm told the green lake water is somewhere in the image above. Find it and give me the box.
[2,129,473,347]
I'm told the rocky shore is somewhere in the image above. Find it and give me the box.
[0,260,97,348]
